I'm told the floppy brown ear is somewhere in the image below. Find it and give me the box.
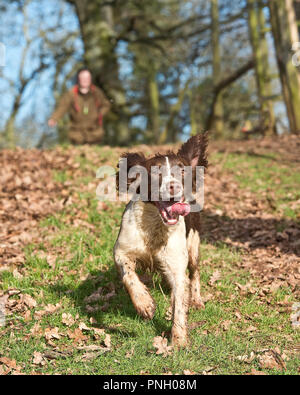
[116,152,146,191]
[177,132,208,168]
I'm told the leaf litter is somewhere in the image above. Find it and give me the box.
[0,137,300,374]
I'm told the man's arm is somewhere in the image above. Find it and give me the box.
[48,90,72,126]
[96,88,111,117]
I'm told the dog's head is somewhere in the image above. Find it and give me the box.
[117,133,208,226]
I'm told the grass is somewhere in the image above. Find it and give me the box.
[211,151,300,220]
[0,147,299,375]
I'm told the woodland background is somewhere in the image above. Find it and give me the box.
[1,0,300,147]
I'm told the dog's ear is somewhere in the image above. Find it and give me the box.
[178,132,208,168]
[119,152,146,170]
[116,152,146,191]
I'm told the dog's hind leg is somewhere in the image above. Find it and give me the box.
[114,250,156,320]
[187,229,205,310]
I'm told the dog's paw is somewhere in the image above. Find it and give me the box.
[171,328,188,348]
[133,292,156,320]
[189,297,205,310]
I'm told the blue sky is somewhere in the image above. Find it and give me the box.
[0,0,82,140]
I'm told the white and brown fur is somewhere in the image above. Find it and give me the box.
[114,133,208,347]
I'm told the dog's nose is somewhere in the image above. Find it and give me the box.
[168,181,182,196]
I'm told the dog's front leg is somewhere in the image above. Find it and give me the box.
[114,250,156,320]
[170,269,189,347]
[160,253,189,348]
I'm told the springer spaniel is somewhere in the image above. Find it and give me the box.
[113,133,208,347]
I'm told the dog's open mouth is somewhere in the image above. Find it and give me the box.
[155,197,190,226]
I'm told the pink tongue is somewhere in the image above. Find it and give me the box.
[169,202,190,217]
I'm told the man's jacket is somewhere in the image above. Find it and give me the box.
[51,85,111,143]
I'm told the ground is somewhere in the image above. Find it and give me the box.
[0,135,299,375]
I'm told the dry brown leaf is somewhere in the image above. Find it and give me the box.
[84,288,103,304]
[221,320,232,331]
[22,294,37,308]
[236,351,255,363]
[246,325,257,332]
[78,322,91,331]
[103,334,111,349]
[92,327,106,338]
[61,313,75,327]
[258,349,286,371]
[32,351,46,366]
[44,327,61,341]
[208,270,221,286]
[77,345,107,352]
[125,347,135,359]
[12,269,23,279]
[248,368,267,375]
[30,322,43,337]
[0,357,22,372]
[97,201,109,211]
[183,369,196,375]
[76,352,102,362]
[67,328,87,343]
[152,336,173,357]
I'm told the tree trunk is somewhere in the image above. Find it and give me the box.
[211,0,224,138]
[205,59,255,131]
[257,0,276,135]
[269,0,300,134]
[4,117,16,149]
[147,62,160,144]
[70,0,130,144]
[248,0,276,135]
[159,81,190,144]
[189,91,197,136]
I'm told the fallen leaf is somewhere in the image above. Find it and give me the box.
[152,336,173,357]
[22,294,37,308]
[32,351,46,366]
[258,350,286,371]
[246,325,257,332]
[183,369,196,375]
[67,328,87,343]
[78,322,91,331]
[248,368,267,375]
[75,352,102,362]
[103,334,111,349]
[44,327,61,341]
[208,270,221,286]
[221,320,232,331]
[236,351,255,363]
[61,313,75,327]
[125,347,135,359]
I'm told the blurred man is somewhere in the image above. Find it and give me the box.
[48,68,111,144]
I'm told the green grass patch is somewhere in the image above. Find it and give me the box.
[211,152,300,219]
[1,148,299,375]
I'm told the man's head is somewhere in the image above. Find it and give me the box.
[77,67,92,93]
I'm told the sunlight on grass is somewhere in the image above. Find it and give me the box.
[1,148,299,375]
